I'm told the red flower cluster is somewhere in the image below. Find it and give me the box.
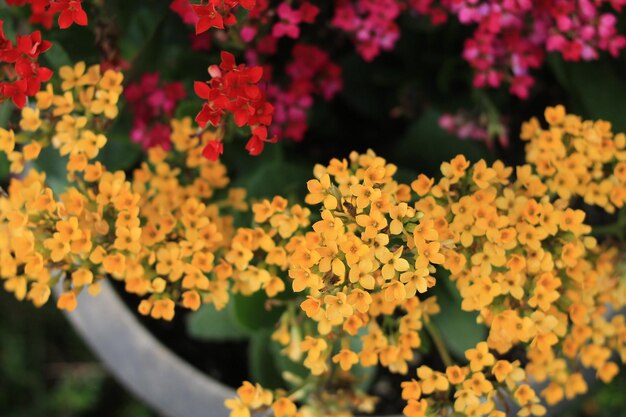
[0,20,52,108]
[5,0,88,29]
[172,0,626,101]
[191,0,256,33]
[125,73,187,151]
[172,0,337,148]
[194,51,275,160]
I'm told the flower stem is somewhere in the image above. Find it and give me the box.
[425,320,454,369]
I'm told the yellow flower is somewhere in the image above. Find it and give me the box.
[103,253,126,275]
[151,299,175,321]
[72,268,94,287]
[57,291,77,312]
[182,291,201,311]
[332,349,359,371]
[59,62,86,90]
[446,365,467,385]
[52,91,75,116]
[414,239,444,268]
[0,128,15,154]
[324,291,353,322]
[43,233,71,262]
[226,242,254,271]
[23,142,42,160]
[99,69,124,95]
[79,64,102,86]
[401,379,422,400]
[440,154,470,183]
[403,399,428,417]
[19,107,42,131]
[465,342,495,372]
[90,90,120,119]
[271,398,297,417]
[356,209,387,239]
[27,282,51,307]
[156,244,184,281]
[305,174,338,209]
[544,105,566,125]
[378,247,410,280]
[417,366,449,394]
[411,174,434,196]
[36,83,55,109]
[114,226,142,253]
[514,384,537,406]
[224,398,251,417]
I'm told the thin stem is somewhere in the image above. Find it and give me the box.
[425,320,454,369]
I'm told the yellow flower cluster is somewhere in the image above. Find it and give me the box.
[224,120,626,416]
[0,62,119,175]
[400,151,626,417]
[3,79,625,417]
[124,119,247,319]
[523,105,626,213]
[222,151,448,416]
[0,63,124,310]
[0,63,247,319]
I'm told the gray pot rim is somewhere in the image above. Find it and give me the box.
[56,280,236,417]
[55,280,595,417]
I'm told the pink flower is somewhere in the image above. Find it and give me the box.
[125,73,187,150]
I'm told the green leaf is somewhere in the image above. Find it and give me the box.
[269,332,309,388]
[249,330,287,389]
[0,153,8,183]
[0,100,13,128]
[229,144,310,201]
[97,133,142,172]
[348,328,377,391]
[431,280,487,360]
[44,43,72,70]
[186,302,249,342]
[563,61,626,132]
[175,99,202,120]
[114,1,171,66]
[232,291,285,332]
[391,109,492,177]
[34,147,69,195]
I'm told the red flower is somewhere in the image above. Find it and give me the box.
[1,80,28,108]
[16,31,52,58]
[0,19,52,108]
[193,3,225,33]
[202,140,224,161]
[238,0,256,10]
[299,2,319,23]
[195,52,275,159]
[49,0,88,29]
[245,126,276,156]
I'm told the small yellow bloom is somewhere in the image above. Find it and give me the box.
[57,291,77,312]
[19,107,42,131]
[59,62,86,90]
[332,349,359,371]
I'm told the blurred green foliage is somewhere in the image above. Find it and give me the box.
[0,291,153,417]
